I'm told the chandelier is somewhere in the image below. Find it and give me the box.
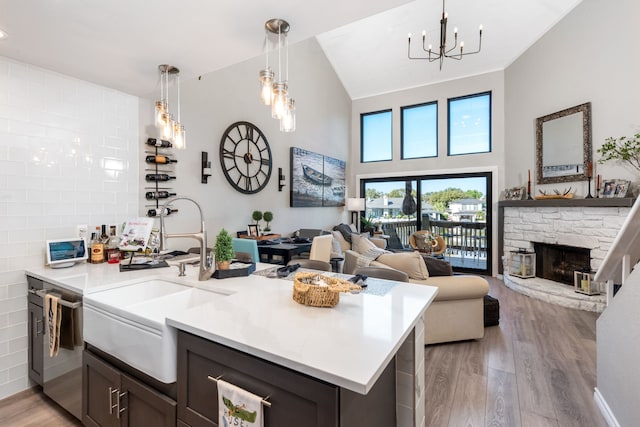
[407,0,483,70]
[153,64,186,149]
[259,18,296,132]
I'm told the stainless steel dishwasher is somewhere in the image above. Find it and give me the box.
[27,275,83,421]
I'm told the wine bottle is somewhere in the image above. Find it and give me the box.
[90,230,105,264]
[147,207,179,217]
[145,191,177,200]
[146,138,172,148]
[146,173,176,181]
[145,155,178,164]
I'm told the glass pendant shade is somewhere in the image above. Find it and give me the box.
[154,101,167,127]
[271,82,288,119]
[280,98,296,132]
[162,113,174,141]
[259,68,274,106]
[174,124,186,150]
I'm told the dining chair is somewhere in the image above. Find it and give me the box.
[309,234,333,263]
[231,238,260,263]
[287,259,332,272]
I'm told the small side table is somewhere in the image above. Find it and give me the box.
[330,257,344,273]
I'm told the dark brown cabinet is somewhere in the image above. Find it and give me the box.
[27,295,44,386]
[83,350,177,427]
[177,331,340,427]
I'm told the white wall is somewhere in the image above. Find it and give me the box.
[505,0,640,424]
[0,56,140,399]
[505,0,640,194]
[350,70,506,274]
[141,37,352,247]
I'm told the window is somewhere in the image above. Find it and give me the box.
[361,110,392,162]
[448,92,491,156]
[401,102,437,159]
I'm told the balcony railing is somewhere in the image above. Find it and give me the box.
[380,219,487,260]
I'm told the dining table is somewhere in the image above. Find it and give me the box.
[257,241,312,265]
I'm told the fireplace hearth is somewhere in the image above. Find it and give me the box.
[533,242,591,285]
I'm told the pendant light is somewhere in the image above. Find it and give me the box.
[154,64,186,149]
[259,18,296,132]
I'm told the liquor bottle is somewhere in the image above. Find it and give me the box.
[147,207,179,217]
[105,226,121,264]
[145,155,178,164]
[145,173,176,182]
[146,138,172,148]
[145,191,177,200]
[90,230,105,264]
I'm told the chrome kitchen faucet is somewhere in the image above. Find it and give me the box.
[159,196,215,281]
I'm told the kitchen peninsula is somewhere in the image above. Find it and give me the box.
[26,262,437,427]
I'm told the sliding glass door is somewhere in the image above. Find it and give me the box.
[362,172,491,275]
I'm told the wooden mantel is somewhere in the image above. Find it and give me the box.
[498,197,637,274]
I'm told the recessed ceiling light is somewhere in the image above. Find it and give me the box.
[0,29,8,39]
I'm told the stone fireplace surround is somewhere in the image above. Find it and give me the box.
[498,198,634,312]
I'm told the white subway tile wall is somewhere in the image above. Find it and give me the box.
[0,56,139,399]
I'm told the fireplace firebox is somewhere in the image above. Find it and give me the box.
[533,242,591,285]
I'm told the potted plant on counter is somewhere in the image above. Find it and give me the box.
[214,228,234,270]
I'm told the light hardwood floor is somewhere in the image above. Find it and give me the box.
[0,277,606,427]
[425,276,606,427]
[0,386,81,426]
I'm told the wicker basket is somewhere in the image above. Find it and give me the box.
[292,272,361,308]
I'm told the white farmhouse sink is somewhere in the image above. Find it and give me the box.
[83,279,229,383]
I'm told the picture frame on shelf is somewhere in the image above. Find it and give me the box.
[614,180,630,198]
[503,186,526,201]
[247,224,260,237]
[601,180,616,198]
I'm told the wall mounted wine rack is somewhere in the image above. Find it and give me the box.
[144,138,178,217]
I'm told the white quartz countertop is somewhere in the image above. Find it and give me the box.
[25,262,437,394]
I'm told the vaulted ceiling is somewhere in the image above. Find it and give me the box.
[0,0,582,100]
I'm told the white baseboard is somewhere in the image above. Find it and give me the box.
[594,387,620,427]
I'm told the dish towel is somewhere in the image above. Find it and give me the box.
[217,379,264,427]
[45,294,62,357]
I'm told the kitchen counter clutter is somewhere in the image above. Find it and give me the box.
[26,262,437,393]
[26,261,437,426]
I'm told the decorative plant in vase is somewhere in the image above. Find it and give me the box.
[597,133,640,173]
[360,216,375,234]
[214,228,234,270]
[262,211,273,234]
[251,210,263,234]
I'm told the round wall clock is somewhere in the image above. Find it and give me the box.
[219,121,272,194]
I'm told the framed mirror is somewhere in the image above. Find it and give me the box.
[535,102,592,185]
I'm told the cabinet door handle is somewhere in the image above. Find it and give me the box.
[34,319,43,336]
[116,391,127,419]
[108,387,119,415]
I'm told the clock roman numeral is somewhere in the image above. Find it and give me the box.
[245,176,252,191]
[260,158,270,166]
[223,149,235,159]
[245,126,254,141]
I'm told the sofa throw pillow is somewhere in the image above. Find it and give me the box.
[333,224,353,244]
[413,233,434,251]
[352,233,390,259]
[330,235,344,257]
[331,230,351,253]
[421,256,453,277]
[376,251,430,280]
